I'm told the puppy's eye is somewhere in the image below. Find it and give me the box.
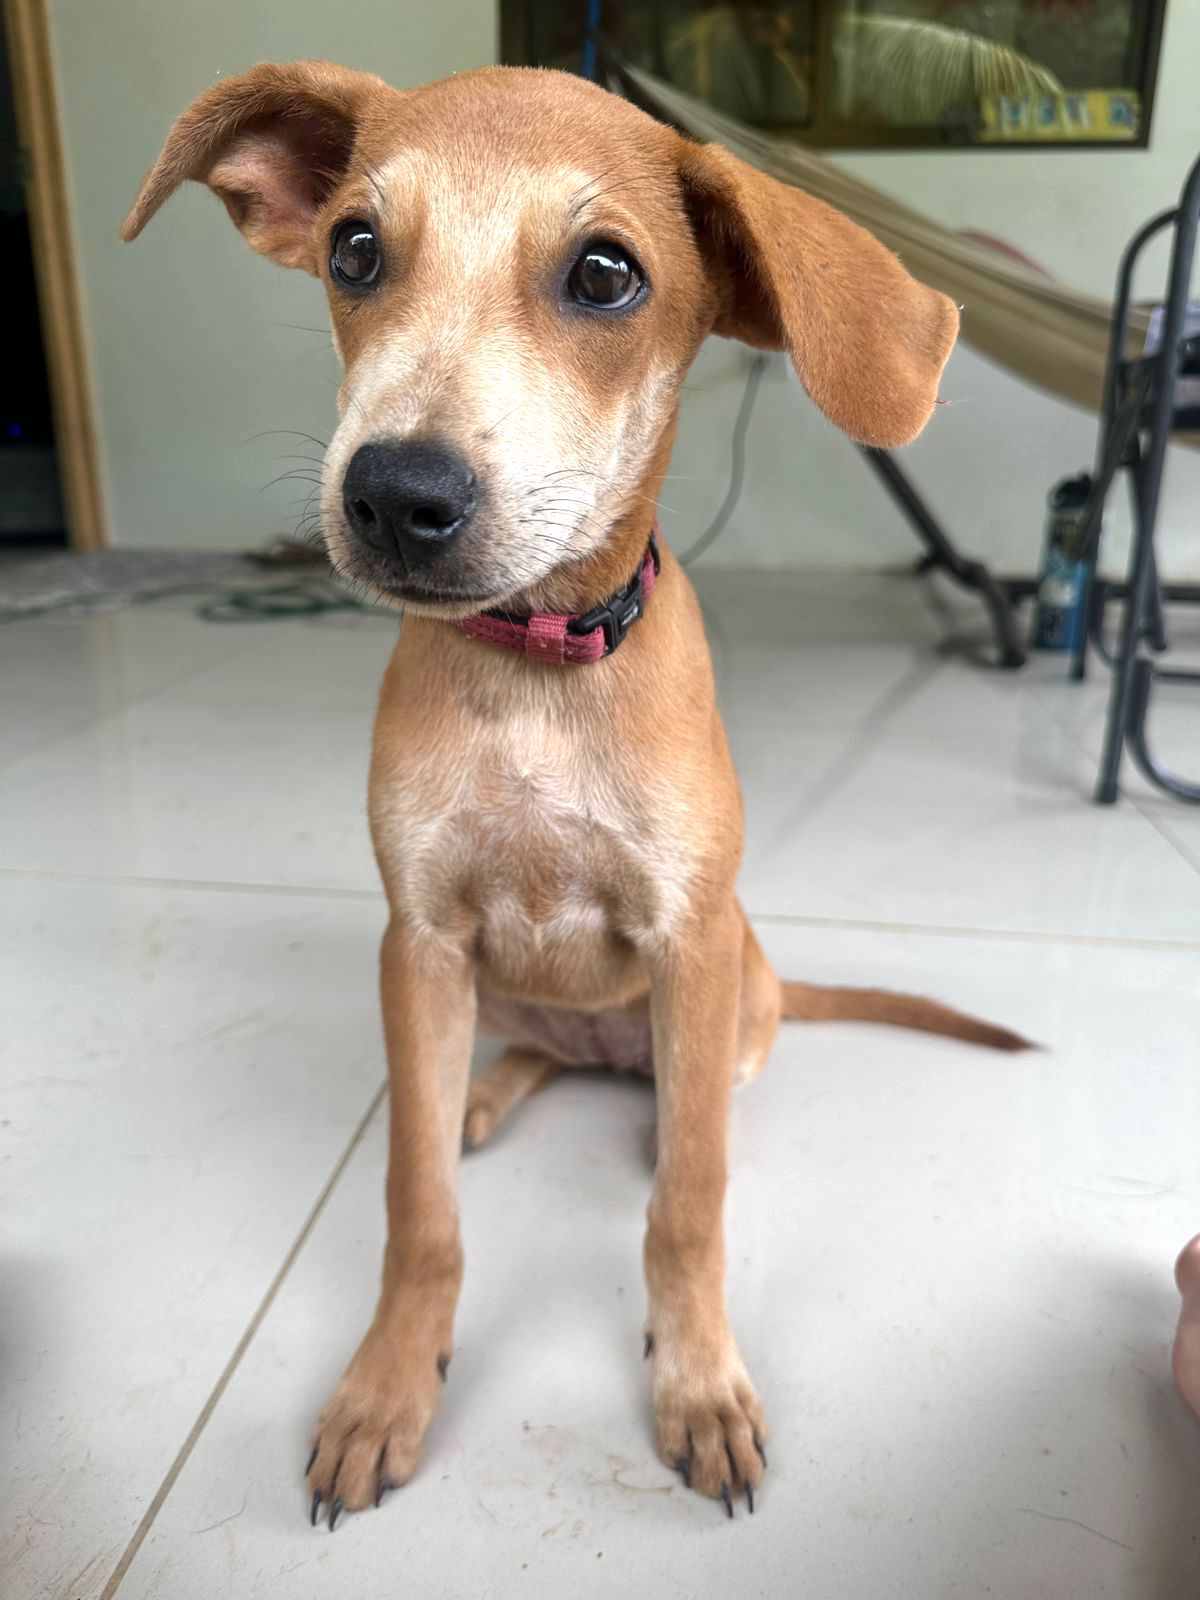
[566,242,642,310]
[330,220,381,287]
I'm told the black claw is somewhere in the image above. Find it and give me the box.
[328,1496,344,1532]
[674,1456,691,1489]
[376,1474,396,1509]
[643,1333,654,1359]
[746,1481,755,1515]
[310,1491,322,1527]
[720,1482,734,1519]
[305,1444,319,1475]
[755,1440,768,1470]
[437,1353,450,1382]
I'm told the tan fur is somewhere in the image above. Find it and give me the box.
[124,62,1012,1521]
[779,980,1031,1054]
[462,1047,559,1151]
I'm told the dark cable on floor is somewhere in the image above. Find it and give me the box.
[194,581,365,621]
[0,577,369,626]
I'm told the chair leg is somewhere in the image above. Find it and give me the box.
[859,446,1025,669]
[1095,449,1165,803]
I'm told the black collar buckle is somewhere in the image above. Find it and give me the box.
[567,533,661,657]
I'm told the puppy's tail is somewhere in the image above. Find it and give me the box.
[780,980,1032,1053]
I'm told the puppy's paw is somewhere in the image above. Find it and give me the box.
[305,1330,449,1527]
[461,1081,501,1151]
[650,1342,767,1515]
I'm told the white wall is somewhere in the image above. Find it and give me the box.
[49,1,1200,579]
[47,1,494,553]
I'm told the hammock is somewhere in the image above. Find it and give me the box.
[609,61,1150,417]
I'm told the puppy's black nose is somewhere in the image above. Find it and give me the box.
[342,441,476,571]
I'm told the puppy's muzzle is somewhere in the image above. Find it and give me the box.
[342,440,477,575]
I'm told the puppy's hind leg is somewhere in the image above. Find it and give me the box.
[732,910,782,1088]
[462,1046,560,1151]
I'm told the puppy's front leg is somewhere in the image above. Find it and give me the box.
[645,904,766,1513]
[306,919,474,1525]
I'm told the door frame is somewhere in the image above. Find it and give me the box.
[3,0,106,548]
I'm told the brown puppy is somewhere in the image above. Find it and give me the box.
[124,62,1024,1524]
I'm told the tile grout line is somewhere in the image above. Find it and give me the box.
[1020,667,1200,890]
[1,863,1196,951]
[0,865,386,902]
[1132,800,1200,882]
[748,910,1200,953]
[96,1081,387,1600]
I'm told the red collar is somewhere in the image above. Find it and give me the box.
[451,529,660,666]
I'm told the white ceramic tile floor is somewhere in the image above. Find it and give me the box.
[2,573,1199,1600]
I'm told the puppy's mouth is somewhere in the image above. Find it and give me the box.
[328,539,523,619]
[377,578,505,614]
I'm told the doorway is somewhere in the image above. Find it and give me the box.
[1,0,105,549]
[0,8,63,545]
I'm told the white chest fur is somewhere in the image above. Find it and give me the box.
[370,705,692,982]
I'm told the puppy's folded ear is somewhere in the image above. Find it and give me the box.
[120,60,387,272]
[678,141,958,448]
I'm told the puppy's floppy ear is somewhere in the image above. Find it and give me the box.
[678,141,958,448]
[120,60,387,272]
